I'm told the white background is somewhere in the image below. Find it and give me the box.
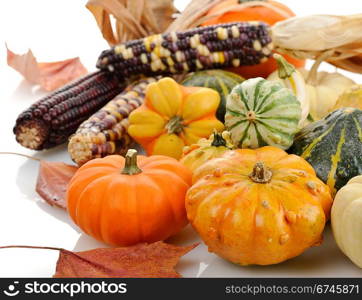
[0,0,361,277]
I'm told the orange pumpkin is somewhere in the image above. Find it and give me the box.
[186,146,333,265]
[202,0,305,78]
[67,149,192,246]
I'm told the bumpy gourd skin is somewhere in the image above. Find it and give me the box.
[291,108,362,195]
[186,146,332,266]
[180,131,234,172]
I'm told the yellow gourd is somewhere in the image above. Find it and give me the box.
[332,85,362,111]
[128,77,224,159]
[180,131,234,172]
[186,146,333,265]
[331,175,362,268]
[297,53,355,121]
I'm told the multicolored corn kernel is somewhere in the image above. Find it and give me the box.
[14,71,126,150]
[96,22,273,76]
[68,77,158,166]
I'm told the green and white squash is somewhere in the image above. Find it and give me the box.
[182,70,244,122]
[290,107,362,195]
[225,77,301,150]
[267,54,310,126]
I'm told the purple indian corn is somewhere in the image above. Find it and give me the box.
[96,22,273,75]
[68,77,158,166]
[13,71,126,150]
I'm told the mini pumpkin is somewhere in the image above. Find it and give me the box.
[331,175,362,268]
[128,77,224,159]
[186,146,333,266]
[180,131,234,172]
[67,149,192,246]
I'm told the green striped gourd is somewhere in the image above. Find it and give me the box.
[225,77,301,150]
[290,107,362,195]
[182,70,244,122]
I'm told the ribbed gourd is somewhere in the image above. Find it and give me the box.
[267,54,309,126]
[182,70,244,122]
[67,149,192,246]
[225,77,301,150]
[290,107,362,195]
[127,77,224,160]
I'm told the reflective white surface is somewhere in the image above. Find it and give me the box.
[0,0,361,277]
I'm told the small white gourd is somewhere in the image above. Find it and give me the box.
[331,175,362,268]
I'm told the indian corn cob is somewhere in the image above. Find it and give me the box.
[14,71,126,150]
[68,77,158,165]
[96,22,273,75]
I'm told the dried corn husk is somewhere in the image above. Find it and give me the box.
[166,0,225,32]
[272,14,362,73]
[86,0,178,45]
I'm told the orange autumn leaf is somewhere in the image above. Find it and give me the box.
[6,45,87,91]
[53,242,198,278]
[36,161,78,209]
[0,242,197,277]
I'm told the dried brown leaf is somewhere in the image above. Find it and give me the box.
[0,242,197,278]
[6,47,41,84]
[147,0,176,33]
[86,0,177,45]
[36,161,78,209]
[54,242,198,278]
[6,45,87,91]
[166,0,224,32]
[38,58,88,91]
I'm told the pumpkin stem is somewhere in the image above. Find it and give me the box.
[249,161,272,183]
[166,116,184,135]
[121,149,142,175]
[211,131,227,147]
[273,53,295,79]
